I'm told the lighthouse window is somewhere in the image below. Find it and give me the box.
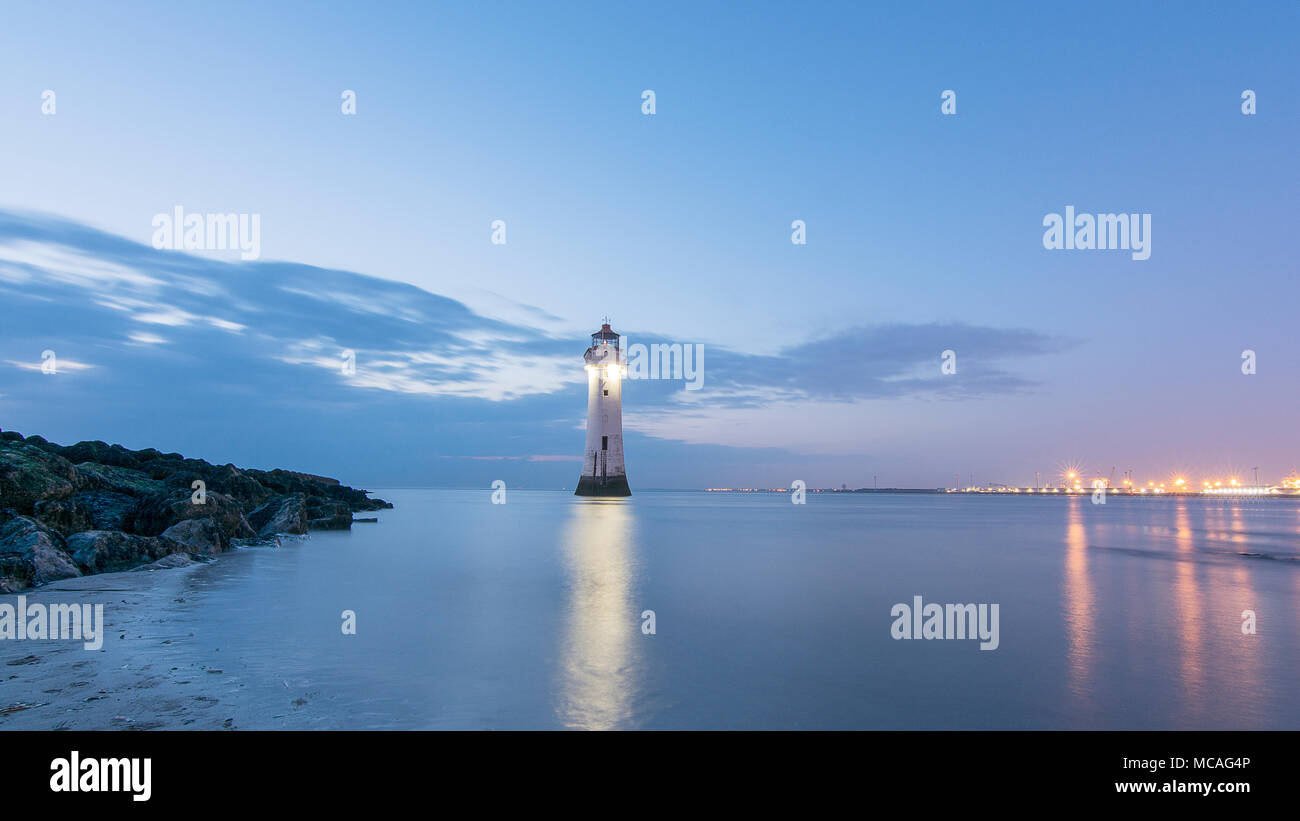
[603,388,608,396]
[602,436,608,451]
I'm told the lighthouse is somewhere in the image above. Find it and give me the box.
[575,320,631,496]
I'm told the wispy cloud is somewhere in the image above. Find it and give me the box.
[126,331,168,345]
[6,359,96,372]
[0,208,1078,484]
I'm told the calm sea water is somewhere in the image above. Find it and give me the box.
[113,490,1300,729]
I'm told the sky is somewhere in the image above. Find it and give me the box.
[1,1,1298,489]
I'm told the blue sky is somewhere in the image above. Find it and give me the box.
[1,1,1298,488]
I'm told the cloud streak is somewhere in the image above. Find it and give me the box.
[0,209,1077,485]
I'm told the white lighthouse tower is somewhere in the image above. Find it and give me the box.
[576,320,631,496]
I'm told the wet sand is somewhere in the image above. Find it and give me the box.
[0,544,323,731]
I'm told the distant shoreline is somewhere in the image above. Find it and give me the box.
[703,487,1300,498]
[363,486,1300,498]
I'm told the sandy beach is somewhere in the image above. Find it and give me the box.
[0,543,326,731]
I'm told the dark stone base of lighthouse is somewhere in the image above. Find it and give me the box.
[574,474,631,497]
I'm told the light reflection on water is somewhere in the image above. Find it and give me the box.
[556,498,644,730]
[1061,495,1285,728]
[1062,499,1095,710]
[1172,501,1204,716]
